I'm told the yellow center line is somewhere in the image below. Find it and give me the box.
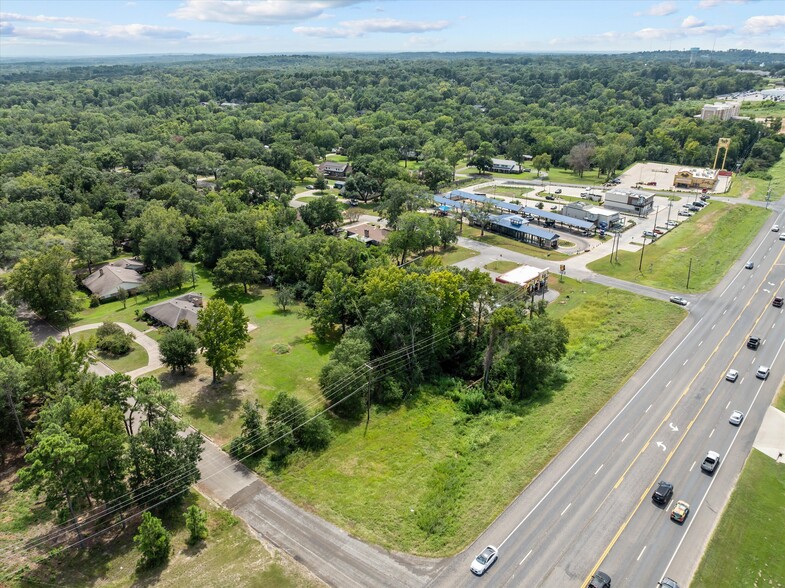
[583,247,785,586]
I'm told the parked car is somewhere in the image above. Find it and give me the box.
[677,210,691,217]
[774,296,783,308]
[670,500,690,523]
[555,188,562,194]
[745,261,754,269]
[652,480,673,504]
[701,451,720,473]
[666,220,678,227]
[550,205,558,211]
[643,230,656,238]
[756,365,770,380]
[470,546,498,575]
[669,296,688,306]
[729,410,744,426]
[545,194,555,201]
[725,369,739,382]
[349,199,359,206]
[522,168,532,173]
[587,571,612,588]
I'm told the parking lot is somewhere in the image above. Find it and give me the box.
[617,162,732,194]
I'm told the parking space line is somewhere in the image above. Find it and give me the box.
[725,401,730,409]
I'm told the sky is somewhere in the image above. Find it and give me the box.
[0,0,783,58]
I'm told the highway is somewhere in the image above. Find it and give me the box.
[431,210,785,588]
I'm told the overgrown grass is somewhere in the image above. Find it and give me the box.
[739,100,785,118]
[2,484,317,588]
[484,260,520,273]
[587,201,771,292]
[268,278,685,556]
[692,450,785,588]
[461,225,570,260]
[725,150,785,202]
[459,166,606,186]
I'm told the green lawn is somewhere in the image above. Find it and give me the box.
[298,196,318,203]
[481,186,534,198]
[484,260,520,273]
[70,330,149,374]
[461,225,570,261]
[740,100,785,118]
[432,245,479,266]
[3,486,317,588]
[774,381,785,412]
[459,165,605,186]
[587,201,771,292]
[267,278,685,556]
[725,150,785,202]
[692,450,785,588]
[325,154,348,162]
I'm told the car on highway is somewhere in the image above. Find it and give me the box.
[670,500,690,523]
[669,296,688,306]
[729,410,744,426]
[774,296,783,308]
[756,365,770,380]
[659,578,681,588]
[652,480,673,504]
[701,450,721,473]
[773,225,780,232]
[747,336,760,350]
[780,233,785,242]
[470,545,498,575]
[587,571,612,588]
[745,260,754,269]
[725,369,739,382]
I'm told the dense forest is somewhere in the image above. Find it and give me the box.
[2,53,785,574]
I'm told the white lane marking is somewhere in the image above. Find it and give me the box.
[712,324,716,330]
[666,380,671,388]
[595,464,604,475]
[726,401,731,409]
[689,461,696,472]
[773,324,777,329]
[683,359,689,366]
[740,377,744,384]
[709,428,715,438]
[561,503,572,517]
[645,404,652,413]
[637,545,647,561]
[496,319,706,550]
[752,357,757,365]
[723,309,727,315]
[519,549,532,566]
[699,340,703,347]
[622,433,630,442]
[666,499,673,511]
[734,296,738,301]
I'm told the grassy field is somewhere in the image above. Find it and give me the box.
[434,245,479,266]
[692,450,785,588]
[725,150,785,202]
[70,330,149,374]
[739,100,785,118]
[587,201,771,292]
[461,225,570,261]
[268,278,685,556]
[482,186,534,198]
[458,165,606,186]
[325,154,348,162]
[484,260,520,273]
[774,381,785,412]
[1,476,317,588]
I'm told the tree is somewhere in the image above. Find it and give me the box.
[70,217,112,274]
[0,357,30,447]
[274,285,295,312]
[594,144,626,179]
[343,172,379,203]
[290,158,315,182]
[385,212,438,264]
[313,174,328,191]
[96,321,135,355]
[532,153,552,178]
[0,308,34,362]
[446,140,466,181]
[507,138,529,169]
[378,180,429,227]
[131,203,188,269]
[117,285,128,309]
[159,328,199,373]
[6,245,80,320]
[213,250,266,294]
[299,195,343,233]
[196,299,250,383]
[470,153,493,174]
[134,512,171,569]
[435,217,458,250]
[184,505,209,546]
[420,158,453,192]
[319,327,370,419]
[566,142,595,178]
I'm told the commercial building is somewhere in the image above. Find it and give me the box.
[495,265,549,293]
[560,202,621,228]
[604,189,654,216]
[700,102,740,121]
[482,214,560,250]
[673,168,719,190]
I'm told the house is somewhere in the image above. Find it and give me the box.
[144,293,204,329]
[495,265,549,293]
[82,259,144,300]
[604,189,654,217]
[490,158,522,174]
[673,168,719,190]
[346,223,390,246]
[318,161,352,179]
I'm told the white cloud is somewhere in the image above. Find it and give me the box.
[550,22,732,46]
[681,15,705,28]
[698,0,753,8]
[170,0,359,25]
[0,12,96,24]
[742,14,785,34]
[648,2,677,16]
[4,23,191,43]
[294,17,450,38]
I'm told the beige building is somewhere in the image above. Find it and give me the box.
[674,168,719,190]
[701,102,740,121]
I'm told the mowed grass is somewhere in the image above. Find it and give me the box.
[692,450,785,588]
[459,166,606,186]
[269,278,685,556]
[485,260,520,273]
[725,150,785,202]
[461,225,570,261]
[432,245,479,266]
[587,201,771,292]
[774,381,785,412]
[3,485,317,588]
[70,330,149,374]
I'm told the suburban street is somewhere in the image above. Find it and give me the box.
[430,204,785,587]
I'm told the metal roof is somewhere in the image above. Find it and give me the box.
[490,214,559,240]
[521,207,594,229]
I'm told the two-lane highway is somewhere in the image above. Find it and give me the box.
[431,209,785,587]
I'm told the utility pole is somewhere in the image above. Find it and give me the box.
[686,257,693,289]
[639,235,647,272]
[666,200,672,224]
[766,180,772,209]
[363,362,374,436]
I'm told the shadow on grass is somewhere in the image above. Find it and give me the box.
[213,285,265,306]
[289,333,335,356]
[186,374,243,426]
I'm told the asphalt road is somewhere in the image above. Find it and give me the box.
[431,208,785,588]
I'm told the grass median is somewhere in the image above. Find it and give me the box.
[587,201,771,292]
[692,450,785,588]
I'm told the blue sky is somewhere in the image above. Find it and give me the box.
[1,1,783,58]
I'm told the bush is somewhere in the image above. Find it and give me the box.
[96,321,134,355]
[134,512,171,569]
[458,389,487,414]
[89,294,101,308]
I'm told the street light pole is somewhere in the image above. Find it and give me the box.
[639,235,647,272]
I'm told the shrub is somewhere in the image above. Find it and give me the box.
[89,294,101,308]
[95,321,134,355]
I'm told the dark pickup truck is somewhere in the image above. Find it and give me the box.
[652,480,673,504]
[747,336,761,350]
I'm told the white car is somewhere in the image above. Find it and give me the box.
[729,410,744,426]
[773,225,780,232]
[725,369,739,382]
[779,233,785,242]
[470,545,498,575]
[665,220,678,227]
[756,365,770,380]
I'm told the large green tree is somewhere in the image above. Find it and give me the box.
[213,249,266,294]
[70,217,113,274]
[196,299,250,383]
[131,203,188,269]
[6,245,80,320]
[158,328,199,374]
[134,512,171,569]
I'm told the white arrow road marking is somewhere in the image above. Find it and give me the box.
[669,422,679,432]
[656,441,666,451]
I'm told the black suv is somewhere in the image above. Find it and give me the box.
[774,297,783,308]
[652,481,673,504]
[747,336,761,350]
[587,571,612,588]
